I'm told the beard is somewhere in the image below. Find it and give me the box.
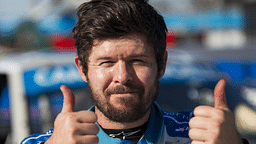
[87,77,159,123]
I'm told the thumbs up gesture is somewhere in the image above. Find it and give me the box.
[45,85,99,144]
[189,79,242,144]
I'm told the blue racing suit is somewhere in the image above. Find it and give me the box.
[21,102,193,144]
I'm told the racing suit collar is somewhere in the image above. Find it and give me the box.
[88,102,164,144]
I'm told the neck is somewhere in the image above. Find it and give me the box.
[95,107,151,130]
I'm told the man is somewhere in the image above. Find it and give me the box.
[22,0,247,143]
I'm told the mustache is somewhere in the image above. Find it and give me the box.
[104,84,144,96]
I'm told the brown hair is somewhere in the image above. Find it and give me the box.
[73,0,167,74]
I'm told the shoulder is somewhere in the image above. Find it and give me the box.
[21,129,53,144]
[161,110,194,138]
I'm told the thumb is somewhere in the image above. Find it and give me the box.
[214,79,228,109]
[60,85,75,112]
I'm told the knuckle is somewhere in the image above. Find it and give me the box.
[188,128,196,138]
[209,132,217,142]
[94,124,100,133]
[79,111,97,122]
[193,106,207,115]
[193,106,202,113]
[211,135,220,143]
[91,135,99,144]
[211,121,222,129]
[188,117,196,127]
[94,136,100,143]
[215,109,225,117]
[211,129,221,142]
[87,111,97,121]
[85,135,99,144]
[66,113,76,122]
[188,129,193,137]
[87,124,100,134]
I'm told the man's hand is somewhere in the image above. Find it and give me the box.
[189,79,241,144]
[45,85,99,144]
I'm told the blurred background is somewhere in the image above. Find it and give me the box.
[0,0,256,143]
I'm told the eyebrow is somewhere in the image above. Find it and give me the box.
[96,57,113,60]
[95,54,149,61]
[129,54,148,58]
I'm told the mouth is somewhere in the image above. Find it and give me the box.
[113,91,138,94]
[104,85,144,100]
[111,92,139,97]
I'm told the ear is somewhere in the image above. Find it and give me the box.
[159,51,168,79]
[75,56,88,83]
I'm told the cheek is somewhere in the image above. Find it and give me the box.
[95,69,105,79]
[136,67,158,85]
[88,68,112,89]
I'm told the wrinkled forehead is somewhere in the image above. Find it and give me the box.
[93,33,148,46]
[90,34,154,57]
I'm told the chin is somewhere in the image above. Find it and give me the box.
[110,95,139,105]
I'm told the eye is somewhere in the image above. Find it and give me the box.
[130,59,145,64]
[100,61,114,66]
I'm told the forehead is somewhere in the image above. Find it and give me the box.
[89,34,155,59]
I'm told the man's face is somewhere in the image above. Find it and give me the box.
[80,34,164,123]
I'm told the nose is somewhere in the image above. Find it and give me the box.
[113,61,132,84]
